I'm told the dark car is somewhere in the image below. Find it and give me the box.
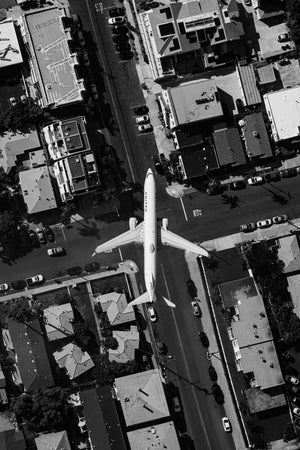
[186,279,197,298]
[264,172,281,182]
[28,229,39,247]
[119,51,134,60]
[160,153,168,167]
[116,43,130,52]
[240,223,257,233]
[134,105,149,116]
[112,25,128,34]
[84,262,100,273]
[36,227,46,244]
[11,280,26,290]
[156,340,167,355]
[152,156,164,175]
[44,226,55,242]
[206,185,224,195]
[229,180,246,190]
[67,266,82,276]
[113,34,129,44]
[109,7,125,17]
[199,331,209,348]
[280,168,297,178]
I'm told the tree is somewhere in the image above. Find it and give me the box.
[104,336,118,350]
[0,211,20,244]
[1,100,46,132]
[93,354,138,386]
[73,322,91,351]
[286,0,300,47]
[54,291,71,305]
[274,304,300,344]
[8,302,37,323]
[60,203,76,226]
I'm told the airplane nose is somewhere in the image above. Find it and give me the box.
[147,168,154,177]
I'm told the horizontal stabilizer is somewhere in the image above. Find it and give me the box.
[163,296,176,308]
[129,291,150,306]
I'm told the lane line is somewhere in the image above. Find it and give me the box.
[60,225,67,242]
[118,248,124,261]
[160,263,212,450]
[180,196,188,221]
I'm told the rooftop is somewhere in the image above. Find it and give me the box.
[109,326,140,363]
[95,292,135,326]
[21,6,85,108]
[127,422,180,450]
[0,429,26,450]
[264,86,300,142]
[0,128,41,173]
[44,303,74,341]
[19,166,57,214]
[35,431,71,450]
[115,368,170,427]
[0,20,23,68]
[257,65,276,85]
[53,342,94,380]
[213,127,246,166]
[237,64,261,106]
[242,112,273,159]
[179,145,219,180]
[277,235,300,274]
[287,274,300,319]
[7,318,54,392]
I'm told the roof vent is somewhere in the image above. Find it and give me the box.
[46,84,52,90]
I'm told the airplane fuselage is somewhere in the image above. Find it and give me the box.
[144,169,157,302]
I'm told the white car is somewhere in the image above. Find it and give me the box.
[136,115,149,124]
[108,16,124,25]
[293,407,300,417]
[247,176,263,185]
[26,275,44,287]
[286,375,300,386]
[47,247,64,256]
[0,283,9,292]
[148,306,158,322]
[191,300,201,317]
[138,123,153,132]
[257,219,272,228]
[222,417,232,432]
[9,97,17,106]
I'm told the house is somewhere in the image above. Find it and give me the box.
[114,369,170,427]
[20,6,85,108]
[7,318,54,392]
[94,291,135,326]
[240,112,273,159]
[44,303,74,341]
[138,0,244,80]
[53,343,94,380]
[287,274,300,320]
[35,431,71,450]
[277,235,300,274]
[264,86,300,142]
[178,145,219,180]
[0,429,26,450]
[109,326,139,363]
[19,166,57,215]
[127,422,180,450]
[213,127,246,167]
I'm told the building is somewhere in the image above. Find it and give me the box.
[257,64,276,86]
[0,367,8,406]
[240,112,273,159]
[94,291,135,326]
[20,6,85,108]
[127,422,180,450]
[0,19,23,70]
[19,166,57,215]
[0,128,42,173]
[0,429,25,450]
[264,86,300,142]
[109,326,139,363]
[35,431,71,450]
[7,318,54,392]
[53,343,94,380]
[42,117,100,201]
[178,144,219,180]
[114,369,170,428]
[44,303,74,341]
[79,387,127,450]
[138,0,244,80]
[277,235,300,274]
[236,63,261,107]
[287,274,300,320]
[213,127,246,167]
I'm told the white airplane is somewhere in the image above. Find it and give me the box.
[92,168,209,307]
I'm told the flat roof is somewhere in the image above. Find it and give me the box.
[19,166,57,214]
[168,79,223,126]
[127,422,181,450]
[243,112,273,158]
[287,274,300,319]
[179,145,219,179]
[213,127,246,166]
[237,64,261,106]
[277,234,300,274]
[257,65,276,85]
[264,86,300,141]
[115,368,170,427]
[22,7,84,108]
[0,20,23,68]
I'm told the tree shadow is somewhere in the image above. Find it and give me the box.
[77,222,100,239]
[221,194,241,209]
[270,192,289,205]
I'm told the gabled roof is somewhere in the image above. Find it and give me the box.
[95,292,135,326]
[54,343,94,380]
[0,429,25,450]
[127,422,180,450]
[19,166,57,214]
[7,318,54,392]
[213,127,246,166]
[44,303,74,341]
[109,326,139,363]
[243,112,273,159]
[35,431,71,450]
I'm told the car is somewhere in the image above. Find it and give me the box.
[113,34,129,43]
[90,84,98,100]
[9,97,17,106]
[278,33,289,42]
[222,417,232,432]
[156,340,167,355]
[116,43,131,52]
[28,229,39,247]
[138,124,153,132]
[109,7,125,17]
[286,375,300,386]
[191,300,201,317]
[84,262,100,273]
[160,153,168,167]
[186,279,197,297]
[20,95,29,103]
[0,284,9,292]
[240,223,257,233]
[272,215,288,224]
[229,180,246,190]
[112,25,128,34]
[292,398,300,407]
[206,185,224,195]
[172,397,181,413]
[76,30,85,46]
[72,13,81,26]
[293,407,300,417]
[247,176,263,185]
[11,280,26,291]
[280,168,297,178]
[108,16,125,25]
[44,226,55,242]
[81,52,90,66]
[199,331,209,347]
[134,105,149,116]
[26,275,44,287]
[119,51,134,60]
[47,247,64,256]
[136,115,149,124]
[264,172,281,182]
[152,156,164,175]
[67,266,82,276]
[257,219,272,229]
[148,306,158,322]
[36,227,46,244]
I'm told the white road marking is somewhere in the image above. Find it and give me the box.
[118,248,124,262]
[160,263,212,450]
[60,225,67,242]
[180,196,188,221]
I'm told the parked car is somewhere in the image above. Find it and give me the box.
[77,30,85,46]
[72,13,81,26]
[257,219,272,229]
[84,262,100,272]
[293,407,300,417]
[240,223,256,233]
[28,229,39,247]
[9,97,17,106]
[229,180,246,190]
[280,168,297,178]
[152,156,164,175]
[109,7,125,17]
[286,375,300,386]
[172,396,181,413]
[186,279,197,297]
[67,266,82,276]
[0,284,9,292]
[156,340,167,355]
[90,84,99,100]
[292,398,300,407]
[191,300,201,317]
[272,215,288,224]
[26,275,44,287]
[36,227,46,244]
[148,306,158,322]
[47,247,64,256]
[160,153,168,167]
[112,25,128,34]
[247,176,263,185]
[116,43,131,52]
[92,196,99,208]
[11,280,26,290]
[264,172,281,182]
[108,16,125,25]
[222,417,232,432]
[44,226,55,242]
[81,51,90,66]
[134,105,149,116]
[206,185,224,195]
[278,33,289,42]
[138,124,153,132]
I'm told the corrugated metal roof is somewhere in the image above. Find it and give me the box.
[238,64,261,105]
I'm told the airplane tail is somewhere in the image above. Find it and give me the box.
[163,296,176,308]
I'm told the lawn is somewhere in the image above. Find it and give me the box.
[35,287,70,310]
[90,274,128,296]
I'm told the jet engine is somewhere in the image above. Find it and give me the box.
[162,218,168,230]
[129,217,138,230]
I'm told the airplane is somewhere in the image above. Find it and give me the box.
[92,168,209,307]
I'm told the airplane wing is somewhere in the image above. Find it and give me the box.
[92,222,144,256]
[161,227,209,258]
